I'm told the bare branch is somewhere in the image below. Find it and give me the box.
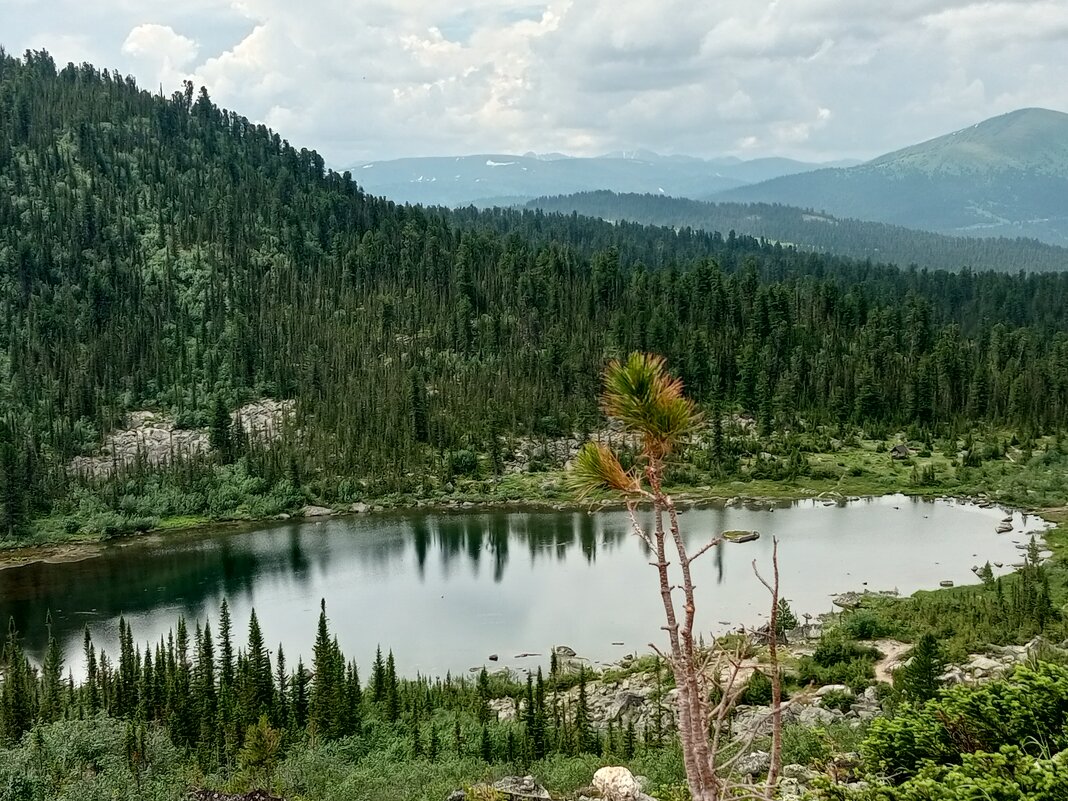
[687,537,723,564]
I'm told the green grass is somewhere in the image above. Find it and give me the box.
[8,431,1068,554]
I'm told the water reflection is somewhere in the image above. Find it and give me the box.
[0,496,1041,678]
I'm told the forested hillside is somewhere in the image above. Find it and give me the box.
[4,50,1068,538]
[528,191,1068,273]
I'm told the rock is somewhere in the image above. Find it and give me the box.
[815,684,853,698]
[832,592,863,609]
[723,529,760,543]
[555,645,577,657]
[70,400,293,479]
[735,750,771,777]
[733,702,801,738]
[445,792,466,801]
[605,690,646,720]
[996,522,1013,533]
[350,502,370,513]
[489,697,517,721]
[965,655,1004,677]
[782,763,820,784]
[777,778,803,801]
[593,766,644,801]
[939,666,966,685]
[939,580,954,588]
[786,623,823,641]
[489,654,499,661]
[492,776,551,800]
[301,505,335,518]
[799,705,840,727]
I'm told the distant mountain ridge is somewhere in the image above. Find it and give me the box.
[712,108,1068,244]
[526,190,1068,274]
[350,151,854,207]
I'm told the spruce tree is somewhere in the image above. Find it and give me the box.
[895,633,945,702]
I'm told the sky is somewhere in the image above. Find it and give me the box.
[4,0,1068,167]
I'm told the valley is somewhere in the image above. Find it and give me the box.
[3,44,1068,801]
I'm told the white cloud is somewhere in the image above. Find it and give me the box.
[4,1,1068,164]
[121,23,198,89]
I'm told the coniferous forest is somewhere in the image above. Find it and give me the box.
[3,49,1068,541]
[7,44,1068,801]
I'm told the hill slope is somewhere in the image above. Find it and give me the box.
[4,50,1068,540]
[351,152,847,207]
[527,191,1068,273]
[713,109,1068,244]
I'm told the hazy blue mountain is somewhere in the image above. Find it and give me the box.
[526,190,1068,273]
[711,108,1068,244]
[351,151,847,207]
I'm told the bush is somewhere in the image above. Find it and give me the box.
[740,669,773,706]
[862,662,1068,783]
[819,690,854,714]
[841,610,894,640]
[798,632,881,692]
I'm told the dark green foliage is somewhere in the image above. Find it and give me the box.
[862,662,1068,784]
[2,52,1068,539]
[798,632,881,691]
[776,598,799,638]
[740,669,774,706]
[819,690,855,714]
[529,191,1068,273]
[840,609,895,641]
[893,633,945,702]
[0,599,682,797]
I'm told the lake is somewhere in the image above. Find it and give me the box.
[0,495,1047,678]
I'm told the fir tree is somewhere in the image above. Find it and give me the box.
[895,633,946,702]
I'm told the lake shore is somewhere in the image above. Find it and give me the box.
[1,477,1059,571]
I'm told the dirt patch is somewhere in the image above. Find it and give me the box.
[872,639,912,684]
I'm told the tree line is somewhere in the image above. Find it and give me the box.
[0,602,654,774]
[527,190,1068,274]
[3,49,1068,538]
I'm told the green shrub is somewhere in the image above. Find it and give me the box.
[740,670,773,706]
[862,662,1068,783]
[841,610,895,640]
[820,690,854,714]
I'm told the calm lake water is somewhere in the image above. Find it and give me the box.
[0,495,1048,678]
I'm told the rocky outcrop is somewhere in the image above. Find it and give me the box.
[491,776,551,799]
[69,399,294,478]
[504,429,642,474]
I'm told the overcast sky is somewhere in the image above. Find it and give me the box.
[4,0,1068,166]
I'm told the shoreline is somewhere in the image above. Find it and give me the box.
[0,484,1054,571]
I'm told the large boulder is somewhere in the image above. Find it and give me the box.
[735,750,771,777]
[799,705,841,727]
[592,767,650,801]
[300,505,335,518]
